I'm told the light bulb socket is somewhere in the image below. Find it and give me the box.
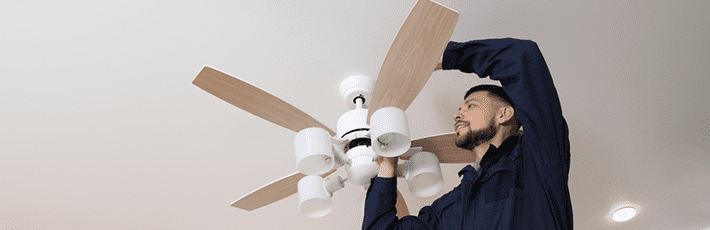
[370,107,411,157]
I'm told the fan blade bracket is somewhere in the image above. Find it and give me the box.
[398,147,424,160]
[330,136,350,167]
[330,136,349,146]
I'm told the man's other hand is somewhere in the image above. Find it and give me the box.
[376,156,399,178]
[434,55,443,70]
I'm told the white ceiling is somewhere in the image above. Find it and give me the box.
[1,1,709,229]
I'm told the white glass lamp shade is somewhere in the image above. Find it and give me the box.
[294,127,335,176]
[401,152,443,197]
[297,175,333,218]
[370,107,411,157]
[345,146,379,186]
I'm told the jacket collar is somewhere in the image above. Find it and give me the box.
[458,134,521,177]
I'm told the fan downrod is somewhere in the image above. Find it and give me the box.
[339,75,374,109]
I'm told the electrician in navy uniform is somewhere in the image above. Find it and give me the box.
[363,38,573,230]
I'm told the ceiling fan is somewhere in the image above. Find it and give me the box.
[192,0,465,218]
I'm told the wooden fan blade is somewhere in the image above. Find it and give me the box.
[403,130,523,163]
[231,169,337,211]
[193,66,335,136]
[404,132,473,163]
[367,0,459,123]
[396,188,410,218]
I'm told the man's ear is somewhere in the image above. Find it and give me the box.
[498,106,515,125]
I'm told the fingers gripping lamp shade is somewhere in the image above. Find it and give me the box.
[370,107,411,157]
[400,152,444,197]
[295,127,335,176]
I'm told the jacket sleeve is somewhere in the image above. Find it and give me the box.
[444,38,570,167]
[362,176,461,230]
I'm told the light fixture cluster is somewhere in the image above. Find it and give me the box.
[292,75,445,218]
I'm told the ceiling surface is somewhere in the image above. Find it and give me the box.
[1,1,709,229]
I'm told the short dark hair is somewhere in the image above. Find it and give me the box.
[464,84,514,108]
[464,84,520,130]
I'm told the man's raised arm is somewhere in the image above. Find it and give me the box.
[442,38,570,167]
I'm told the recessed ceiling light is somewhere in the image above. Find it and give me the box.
[611,206,636,222]
[604,200,643,224]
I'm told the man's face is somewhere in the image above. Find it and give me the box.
[453,91,498,150]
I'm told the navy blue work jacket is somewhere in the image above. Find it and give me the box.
[362,38,572,230]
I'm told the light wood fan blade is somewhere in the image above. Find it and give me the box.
[403,130,524,163]
[366,0,459,123]
[396,188,410,218]
[231,169,337,211]
[193,66,335,136]
[403,132,472,163]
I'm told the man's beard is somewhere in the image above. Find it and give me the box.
[455,120,497,150]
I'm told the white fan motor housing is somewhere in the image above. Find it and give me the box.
[339,75,374,109]
[336,108,370,139]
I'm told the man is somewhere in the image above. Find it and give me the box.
[363,38,572,229]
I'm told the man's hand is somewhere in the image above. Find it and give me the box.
[434,55,443,70]
[376,156,399,178]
